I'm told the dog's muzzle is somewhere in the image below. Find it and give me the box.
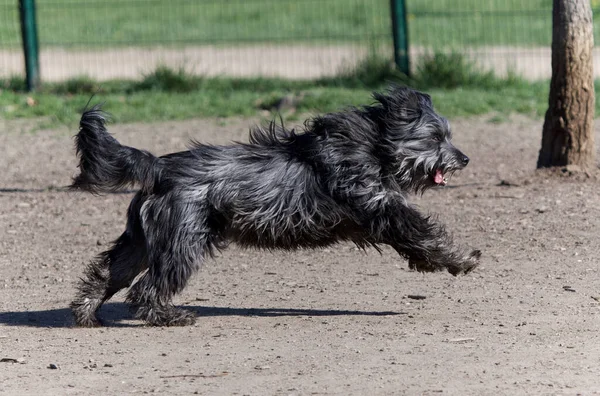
[432,150,470,186]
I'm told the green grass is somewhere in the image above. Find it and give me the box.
[0,0,391,48]
[0,85,377,128]
[3,0,600,50]
[407,0,553,47]
[0,79,552,128]
[0,54,554,129]
[2,0,595,49]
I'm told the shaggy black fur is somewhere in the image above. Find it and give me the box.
[70,86,480,327]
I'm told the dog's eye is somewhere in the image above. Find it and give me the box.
[432,135,444,143]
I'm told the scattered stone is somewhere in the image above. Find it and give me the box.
[536,206,548,214]
[446,337,476,343]
[563,286,576,292]
[0,357,25,364]
[47,363,59,369]
[358,272,379,277]
[498,179,520,187]
[406,295,426,300]
[160,372,229,379]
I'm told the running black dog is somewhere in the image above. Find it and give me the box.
[70,86,480,327]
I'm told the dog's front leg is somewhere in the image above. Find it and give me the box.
[373,204,480,275]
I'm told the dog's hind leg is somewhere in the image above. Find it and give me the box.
[71,231,147,327]
[126,198,214,326]
[125,236,209,326]
[71,194,148,327]
[125,271,197,327]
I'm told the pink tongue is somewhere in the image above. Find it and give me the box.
[434,169,444,184]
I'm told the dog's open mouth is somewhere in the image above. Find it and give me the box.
[433,169,447,186]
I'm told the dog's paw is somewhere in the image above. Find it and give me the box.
[144,307,197,327]
[469,249,482,260]
[447,249,481,276]
[71,301,104,327]
[408,257,443,273]
[72,314,103,328]
[165,308,197,327]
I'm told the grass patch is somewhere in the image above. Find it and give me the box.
[134,66,202,93]
[0,53,554,129]
[408,0,554,47]
[0,0,391,47]
[413,52,525,90]
[318,52,406,88]
[0,0,574,49]
[415,52,498,90]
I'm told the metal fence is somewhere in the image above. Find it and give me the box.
[1,0,598,84]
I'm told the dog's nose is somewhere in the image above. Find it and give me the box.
[461,155,470,166]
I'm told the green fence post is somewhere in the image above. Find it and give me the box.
[19,0,40,91]
[390,0,410,76]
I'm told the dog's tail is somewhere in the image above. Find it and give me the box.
[71,105,159,193]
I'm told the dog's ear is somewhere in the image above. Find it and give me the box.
[418,92,433,108]
[374,86,427,121]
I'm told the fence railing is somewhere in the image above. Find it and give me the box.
[2,0,395,88]
[1,0,599,88]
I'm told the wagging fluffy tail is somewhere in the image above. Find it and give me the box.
[71,105,159,193]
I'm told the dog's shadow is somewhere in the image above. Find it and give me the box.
[0,303,405,328]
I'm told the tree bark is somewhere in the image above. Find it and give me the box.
[537,0,595,169]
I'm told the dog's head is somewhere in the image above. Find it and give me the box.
[372,86,470,193]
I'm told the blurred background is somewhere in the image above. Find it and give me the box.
[0,0,581,81]
[0,0,599,125]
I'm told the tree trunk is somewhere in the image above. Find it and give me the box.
[537,0,595,169]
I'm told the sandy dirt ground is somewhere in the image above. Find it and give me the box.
[4,45,600,81]
[1,113,600,395]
